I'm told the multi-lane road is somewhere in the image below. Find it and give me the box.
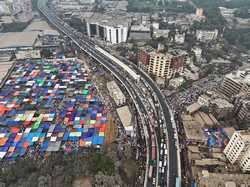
[37,0,181,186]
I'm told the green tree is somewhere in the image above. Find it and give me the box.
[88,153,115,175]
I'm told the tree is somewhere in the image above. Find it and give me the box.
[88,153,115,175]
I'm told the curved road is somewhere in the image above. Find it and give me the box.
[37,0,180,186]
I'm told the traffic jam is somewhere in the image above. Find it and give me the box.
[140,80,169,187]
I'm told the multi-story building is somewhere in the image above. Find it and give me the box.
[129,24,151,41]
[210,98,234,119]
[223,130,250,172]
[220,70,250,99]
[85,13,130,44]
[233,95,250,122]
[196,29,218,42]
[137,47,154,68]
[192,47,202,62]
[148,50,188,79]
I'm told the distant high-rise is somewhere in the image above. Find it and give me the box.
[224,130,250,172]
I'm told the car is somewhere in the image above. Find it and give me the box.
[164,160,167,167]
[159,161,162,167]
[160,142,163,148]
[165,149,168,155]
[160,149,163,156]
[152,178,156,185]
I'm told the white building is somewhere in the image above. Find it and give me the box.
[169,77,185,89]
[106,25,128,44]
[192,47,202,62]
[79,0,95,4]
[175,32,185,44]
[196,29,218,42]
[153,29,170,38]
[107,81,126,106]
[0,1,11,15]
[223,130,250,172]
[198,94,211,106]
[85,13,130,44]
[152,22,159,29]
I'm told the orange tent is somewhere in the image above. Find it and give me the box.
[0,138,8,146]
[22,141,29,148]
[14,134,22,142]
[79,139,85,147]
[11,127,20,133]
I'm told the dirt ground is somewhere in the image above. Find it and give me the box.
[72,176,92,187]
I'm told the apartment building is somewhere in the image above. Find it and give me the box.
[196,29,218,42]
[220,70,250,99]
[223,130,250,172]
[148,50,187,79]
[234,95,250,122]
[210,98,234,119]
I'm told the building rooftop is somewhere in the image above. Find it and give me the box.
[239,130,250,141]
[224,127,236,139]
[130,25,150,32]
[84,12,131,27]
[225,69,250,86]
[186,102,201,114]
[116,106,132,130]
[193,112,216,127]
[182,114,207,142]
[198,170,250,187]
[225,182,236,187]
[0,32,39,50]
[211,98,234,109]
[102,0,128,12]
[194,158,225,166]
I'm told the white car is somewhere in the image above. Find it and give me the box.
[152,178,156,185]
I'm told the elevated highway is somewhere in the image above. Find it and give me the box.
[37,0,181,186]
